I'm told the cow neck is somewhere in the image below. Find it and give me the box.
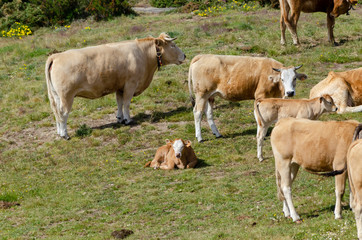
[137,39,159,73]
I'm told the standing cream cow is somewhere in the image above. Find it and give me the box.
[271,118,359,222]
[188,54,307,142]
[46,33,186,139]
[310,67,362,113]
[347,124,362,240]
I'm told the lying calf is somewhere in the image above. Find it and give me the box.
[254,94,337,162]
[145,139,198,170]
[271,118,359,222]
[347,124,362,240]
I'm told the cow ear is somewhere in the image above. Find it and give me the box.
[268,75,280,83]
[165,139,171,144]
[155,38,164,47]
[185,140,192,147]
[319,97,324,103]
[296,73,307,81]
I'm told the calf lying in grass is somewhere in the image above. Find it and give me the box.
[145,139,198,170]
[254,94,337,162]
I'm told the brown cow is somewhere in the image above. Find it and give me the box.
[347,124,362,240]
[271,118,359,222]
[46,33,186,139]
[254,94,337,162]
[279,0,358,45]
[145,139,198,170]
[188,54,307,142]
[310,67,362,114]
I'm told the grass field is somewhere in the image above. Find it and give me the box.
[0,3,362,239]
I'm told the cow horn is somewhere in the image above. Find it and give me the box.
[294,65,303,70]
[272,68,281,72]
[165,36,177,41]
[352,124,362,141]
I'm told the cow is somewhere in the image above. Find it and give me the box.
[310,67,362,114]
[188,54,307,142]
[279,0,358,45]
[45,33,186,139]
[144,139,198,170]
[271,118,359,222]
[254,94,337,162]
[347,124,362,240]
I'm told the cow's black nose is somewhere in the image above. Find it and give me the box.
[286,91,295,97]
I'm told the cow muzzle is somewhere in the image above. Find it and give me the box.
[175,153,181,158]
[286,91,295,97]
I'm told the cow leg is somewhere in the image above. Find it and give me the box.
[256,122,270,162]
[356,204,362,240]
[279,0,289,45]
[122,83,137,125]
[277,159,300,221]
[327,14,336,45]
[57,96,73,140]
[345,106,362,113]
[193,95,207,142]
[205,98,222,138]
[287,11,301,45]
[116,90,124,123]
[334,173,347,219]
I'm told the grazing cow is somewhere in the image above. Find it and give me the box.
[46,33,186,139]
[347,124,362,240]
[144,139,198,170]
[254,94,337,162]
[279,0,358,45]
[188,54,307,142]
[271,118,359,222]
[310,67,362,114]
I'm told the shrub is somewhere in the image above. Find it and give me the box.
[0,0,135,32]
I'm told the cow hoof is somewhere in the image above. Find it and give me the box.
[197,138,204,143]
[295,219,303,224]
[124,120,134,126]
[215,134,223,139]
[258,157,264,162]
[62,135,70,140]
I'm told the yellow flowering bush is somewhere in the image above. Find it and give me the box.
[1,22,32,39]
[192,0,257,17]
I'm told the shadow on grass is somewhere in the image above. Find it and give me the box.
[92,106,192,130]
[196,158,211,168]
[304,205,351,219]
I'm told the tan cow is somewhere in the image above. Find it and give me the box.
[188,54,307,142]
[254,94,337,162]
[310,67,362,114]
[271,118,359,222]
[347,124,362,240]
[145,139,198,170]
[279,0,358,45]
[46,33,186,139]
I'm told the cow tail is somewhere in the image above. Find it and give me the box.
[352,124,362,141]
[254,99,264,127]
[275,168,285,201]
[304,166,347,177]
[144,161,152,168]
[188,63,195,107]
[45,57,60,117]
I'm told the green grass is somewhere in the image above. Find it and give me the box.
[0,4,362,239]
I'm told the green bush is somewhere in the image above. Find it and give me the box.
[0,0,135,31]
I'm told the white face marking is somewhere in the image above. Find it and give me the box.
[280,68,297,97]
[172,140,184,158]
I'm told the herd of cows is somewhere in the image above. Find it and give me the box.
[43,0,361,238]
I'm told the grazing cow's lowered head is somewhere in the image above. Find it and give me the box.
[155,33,186,66]
[271,65,307,97]
[331,0,358,17]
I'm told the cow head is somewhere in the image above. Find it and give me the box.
[155,33,186,66]
[270,65,307,98]
[169,139,191,159]
[331,0,358,17]
[320,94,338,113]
